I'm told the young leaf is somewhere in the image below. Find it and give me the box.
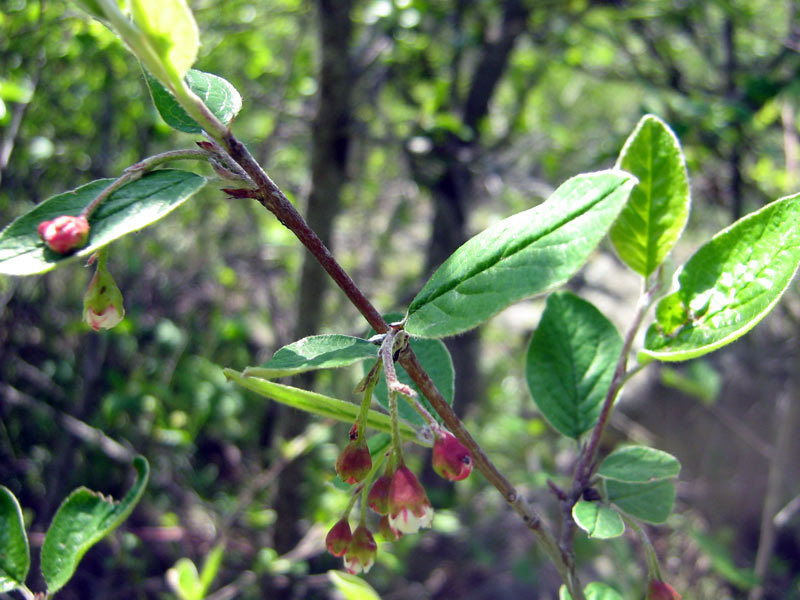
[611,115,690,277]
[0,486,29,593]
[605,479,675,524]
[223,369,421,443]
[525,292,623,439]
[167,558,203,600]
[597,446,681,483]
[572,501,625,539]
[328,569,382,600]
[371,335,455,427]
[41,456,150,593]
[405,170,637,338]
[243,335,378,380]
[0,170,206,276]
[145,69,243,134]
[198,543,225,595]
[643,192,800,361]
[130,0,199,80]
[560,582,624,600]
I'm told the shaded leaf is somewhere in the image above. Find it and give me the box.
[643,192,800,361]
[692,531,759,590]
[146,69,242,134]
[597,446,681,483]
[224,369,421,443]
[605,479,675,524]
[525,292,623,439]
[572,501,625,539]
[0,170,206,276]
[405,170,637,338]
[244,335,377,380]
[41,456,150,593]
[611,114,690,277]
[0,486,29,593]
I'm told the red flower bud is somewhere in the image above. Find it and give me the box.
[367,474,393,515]
[38,215,90,254]
[377,515,401,541]
[388,465,433,534]
[646,579,682,600]
[432,431,473,481]
[335,440,372,484]
[325,519,352,557]
[343,525,377,574]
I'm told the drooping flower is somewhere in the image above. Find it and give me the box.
[343,525,377,574]
[83,257,125,331]
[325,519,352,557]
[335,439,372,484]
[432,431,473,481]
[367,474,393,515]
[388,465,433,534]
[38,215,90,254]
[646,579,682,600]
[377,515,402,541]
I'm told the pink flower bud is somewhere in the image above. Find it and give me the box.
[432,431,473,481]
[343,525,377,574]
[646,579,682,600]
[38,215,90,254]
[367,474,393,515]
[325,519,352,557]
[377,515,401,541]
[388,465,433,534]
[83,258,125,331]
[335,440,372,484]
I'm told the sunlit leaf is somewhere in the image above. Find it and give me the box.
[0,486,29,593]
[572,501,625,539]
[328,570,382,600]
[131,0,199,79]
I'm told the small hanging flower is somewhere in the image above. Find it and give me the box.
[646,579,682,600]
[83,251,125,331]
[38,215,90,254]
[387,465,433,534]
[325,519,352,557]
[432,431,473,481]
[367,474,393,515]
[335,439,372,484]
[377,515,402,541]
[343,525,377,575]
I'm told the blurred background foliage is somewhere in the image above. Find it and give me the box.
[1,0,799,598]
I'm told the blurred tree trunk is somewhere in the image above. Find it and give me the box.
[410,0,530,415]
[272,0,354,555]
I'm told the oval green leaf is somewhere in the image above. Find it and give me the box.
[244,335,378,380]
[611,114,690,277]
[328,570,382,600]
[597,446,681,483]
[572,501,625,539]
[0,486,29,593]
[224,369,422,444]
[41,456,150,593]
[405,170,637,338]
[146,69,243,134]
[168,558,203,600]
[131,0,199,79]
[372,335,455,427]
[560,582,624,600]
[525,292,623,439]
[0,170,206,276]
[605,479,675,524]
[643,192,800,361]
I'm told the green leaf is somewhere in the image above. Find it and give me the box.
[660,360,722,404]
[611,114,690,277]
[605,479,675,524]
[372,335,455,427]
[145,69,243,134]
[243,335,378,379]
[41,456,150,593]
[405,170,637,338]
[0,486,29,593]
[328,570,382,600]
[0,170,206,276]
[597,446,681,483]
[131,0,198,80]
[692,531,759,590]
[168,558,203,600]
[198,543,225,595]
[572,501,625,539]
[560,582,623,600]
[525,292,623,439]
[223,369,421,444]
[643,192,800,361]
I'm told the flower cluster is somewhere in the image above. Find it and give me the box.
[327,424,472,574]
